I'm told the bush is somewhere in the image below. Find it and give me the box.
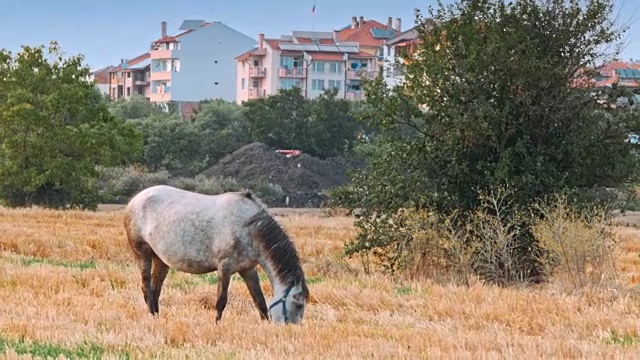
[532,196,618,290]
[97,166,284,206]
[369,186,618,290]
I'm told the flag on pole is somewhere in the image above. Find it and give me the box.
[312,0,316,13]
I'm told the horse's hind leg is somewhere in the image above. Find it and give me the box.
[239,267,268,320]
[132,245,154,314]
[124,213,155,315]
[150,255,170,315]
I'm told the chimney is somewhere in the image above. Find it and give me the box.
[359,16,365,27]
[351,16,358,29]
[258,33,264,49]
[387,17,393,29]
[161,21,167,38]
[395,18,401,32]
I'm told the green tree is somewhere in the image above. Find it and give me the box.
[243,87,369,158]
[332,0,639,281]
[192,99,250,167]
[0,42,143,209]
[108,93,163,120]
[243,88,311,152]
[130,100,251,176]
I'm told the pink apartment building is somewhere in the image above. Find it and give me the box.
[108,53,151,101]
[235,17,400,104]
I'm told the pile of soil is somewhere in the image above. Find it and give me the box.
[199,142,364,207]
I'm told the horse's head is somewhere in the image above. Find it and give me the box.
[268,283,308,324]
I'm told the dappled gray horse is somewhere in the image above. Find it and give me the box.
[123,185,309,324]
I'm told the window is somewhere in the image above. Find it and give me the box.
[253,59,260,67]
[328,80,342,90]
[127,72,131,78]
[126,87,131,96]
[350,61,368,70]
[311,79,325,91]
[328,62,342,73]
[279,79,302,89]
[172,60,180,72]
[241,78,246,90]
[251,79,260,88]
[312,62,325,73]
[281,56,303,68]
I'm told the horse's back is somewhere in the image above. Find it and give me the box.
[124,185,264,273]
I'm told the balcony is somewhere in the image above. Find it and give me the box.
[250,67,266,77]
[279,67,306,78]
[150,71,172,81]
[248,87,263,99]
[346,91,366,101]
[150,92,172,102]
[347,69,378,80]
[150,49,175,59]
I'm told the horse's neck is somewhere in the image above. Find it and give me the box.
[257,257,289,297]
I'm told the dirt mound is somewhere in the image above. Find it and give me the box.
[199,142,363,207]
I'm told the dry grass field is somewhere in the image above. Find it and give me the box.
[0,206,639,359]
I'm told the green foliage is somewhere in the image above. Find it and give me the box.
[108,93,163,120]
[333,0,640,283]
[126,99,250,176]
[243,88,369,158]
[97,165,283,206]
[0,41,143,209]
[0,336,112,359]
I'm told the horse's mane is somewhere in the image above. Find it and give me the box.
[245,209,307,292]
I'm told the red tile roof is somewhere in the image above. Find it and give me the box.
[349,51,376,58]
[265,39,285,50]
[309,52,345,61]
[235,48,267,61]
[112,53,150,72]
[337,19,398,47]
[91,67,113,84]
[583,60,640,88]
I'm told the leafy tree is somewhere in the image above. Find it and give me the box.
[243,87,369,158]
[192,99,251,166]
[108,93,164,120]
[0,42,143,209]
[131,100,251,176]
[243,88,311,152]
[332,0,640,281]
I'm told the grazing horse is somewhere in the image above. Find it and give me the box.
[123,185,309,324]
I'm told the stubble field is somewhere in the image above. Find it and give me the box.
[0,206,639,359]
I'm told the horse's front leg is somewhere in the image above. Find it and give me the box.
[239,267,269,320]
[215,261,232,323]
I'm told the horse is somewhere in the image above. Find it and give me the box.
[122,185,309,324]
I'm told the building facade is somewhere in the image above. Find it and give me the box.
[107,53,151,101]
[149,19,256,104]
[381,26,421,88]
[235,17,400,104]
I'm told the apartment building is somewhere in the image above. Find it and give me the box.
[335,16,401,57]
[381,26,420,88]
[235,18,400,104]
[89,66,114,96]
[107,53,151,100]
[148,19,256,104]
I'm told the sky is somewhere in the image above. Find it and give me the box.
[0,0,638,70]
